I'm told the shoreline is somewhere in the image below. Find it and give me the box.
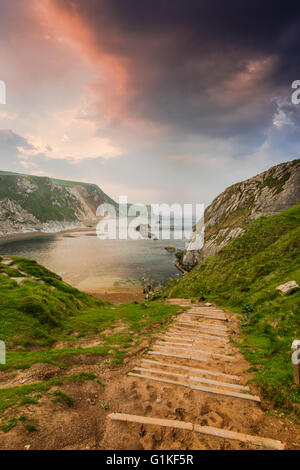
[0,225,177,305]
[90,290,144,305]
[0,225,97,244]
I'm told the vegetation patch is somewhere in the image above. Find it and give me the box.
[51,390,74,407]
[0,378,63,417]
[0,258,178,370]
[25,423,38,432]
[66,372,97,385]
[0,418,18,433]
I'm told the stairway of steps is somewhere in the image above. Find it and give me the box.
[109,299,285,451]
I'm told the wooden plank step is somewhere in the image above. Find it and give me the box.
[184,314,227,321]
[149,351,209,363]
[168,330,228,342]
[157,335,193,343]
[177,321,228,330]
[134,367,249,391]
[185,314,226,320]
[187,312,226,317]
[165,329,228,341]
[189,308,225,312]
[152,344,234,360]
[128,373,261,402]
[174,325,228,337]
[157,339,229,349]
[192,311,225,314]
[176,322,228,331]
[157,340,193,347]
[141,359,240,381]
[158,335,227,345]
[109,414,284,450]
[177,319,228,332]
[186,311,226,318]
[157,340,233,356]
[189,306,224,310]
[162,333,228,343]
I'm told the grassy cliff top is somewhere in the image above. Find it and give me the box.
[166,203,300,415]
[0,171,100,190]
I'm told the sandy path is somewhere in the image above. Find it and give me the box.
[0,299,299,450]
[103,300,300,450]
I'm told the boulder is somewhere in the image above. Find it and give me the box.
[276,281,299,295]
[165,246,176,253]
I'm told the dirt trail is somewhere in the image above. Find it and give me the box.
[0,299,299,450]
[105,300,300,450]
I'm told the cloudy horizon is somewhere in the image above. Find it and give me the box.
[1,0,300,206]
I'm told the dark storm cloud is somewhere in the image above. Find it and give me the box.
[52,0,300,143]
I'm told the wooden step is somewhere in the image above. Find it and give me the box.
[177,321,228,330]
[128,372,261,402]
[173,325,228,337]
[176,323,228,333]
[109,414,284,450]
[163,332,228,342]
[191,304,225,314]
[177,323,228,333]
[186,314,226,321]
[156,341,233,357]
[186,313,226,319]
[134,367,249,391]
[187,311,226,317]
[167,330,228,342]
[149,351,209,362]
[141,359,240,381]
[159,335,227,346]
[159,335,227,344]
[189,309,225,314]
[157,340,193,347]
[152,344,234,360]
[186,311,226,320]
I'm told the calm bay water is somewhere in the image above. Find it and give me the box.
[0,229,185,301]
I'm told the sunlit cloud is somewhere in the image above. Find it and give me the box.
[0,1,300,204]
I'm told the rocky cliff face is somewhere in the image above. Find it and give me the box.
[181,159,300,270]
[0,172,117,236]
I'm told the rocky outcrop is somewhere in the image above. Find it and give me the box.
[181,159,300,270]
[276,281,299,296]
[0,172,117,237]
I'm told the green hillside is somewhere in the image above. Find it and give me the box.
[166,204,300,415]
[0,256,178,371]
[0,171,116,223]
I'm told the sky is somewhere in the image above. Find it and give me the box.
[1,0,300,206]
